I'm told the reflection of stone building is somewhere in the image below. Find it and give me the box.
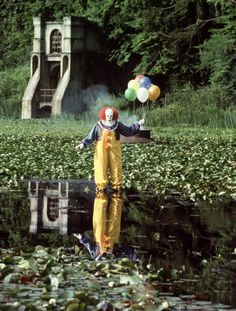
[28,180,93,234]
[22,17,126,119]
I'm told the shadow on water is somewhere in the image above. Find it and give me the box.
[1,179,236,309]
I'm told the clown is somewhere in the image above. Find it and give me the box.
[76,106,144,192]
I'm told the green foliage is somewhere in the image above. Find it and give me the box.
[84,0,203,77]
[0,1,38,69]
[123,128,236,201]
[0,0,235,103]
[0,244,172,309]
[145,84,236,128]
[83,0,235,104]
[0,118,236,201]
[0,0,235,119]
[0,65,30,117]
[198,0,236,100]
[96,93,130,111]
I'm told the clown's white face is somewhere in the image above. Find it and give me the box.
[105,108,113,122]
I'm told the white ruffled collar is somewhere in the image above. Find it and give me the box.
[99,120,119,130]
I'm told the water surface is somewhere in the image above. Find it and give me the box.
[0,179,236,310]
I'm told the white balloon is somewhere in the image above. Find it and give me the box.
[137,87,149,103]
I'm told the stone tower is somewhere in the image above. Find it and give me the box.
[22,17,122,119]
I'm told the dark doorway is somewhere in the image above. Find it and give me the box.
[50,63,60,89]
[39,105,52,118]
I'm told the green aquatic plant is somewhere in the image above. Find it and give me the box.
[0,119,236,200]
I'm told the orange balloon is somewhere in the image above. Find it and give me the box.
[148,85,161,101]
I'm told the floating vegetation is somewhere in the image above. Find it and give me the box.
[0,119,236,201]
[1,183,236,309]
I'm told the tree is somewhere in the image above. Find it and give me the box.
[83,0,216,85]
[0,0,235,104]
[199,0,236,104]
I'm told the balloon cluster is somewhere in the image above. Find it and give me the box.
[124,75,161,103]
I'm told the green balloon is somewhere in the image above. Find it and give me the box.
[124,88,137,101]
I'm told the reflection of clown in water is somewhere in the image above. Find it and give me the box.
[74,193,137,261]
[76,106,144,192]
[93,192,122,256]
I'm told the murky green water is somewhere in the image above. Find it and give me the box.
[1,179,236,310]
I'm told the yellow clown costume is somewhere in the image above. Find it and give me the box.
[79,107,141,191]
[73,192,137,260]
[93,192,122,255]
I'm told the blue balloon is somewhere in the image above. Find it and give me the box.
[140,76,152,89]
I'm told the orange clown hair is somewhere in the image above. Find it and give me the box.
[98,107,119,121]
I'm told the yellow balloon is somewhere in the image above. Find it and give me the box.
[127,79,140,91]
[148,85,161,101]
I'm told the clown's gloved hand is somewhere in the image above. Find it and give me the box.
[138,119,145,126]
[75,143,85,150]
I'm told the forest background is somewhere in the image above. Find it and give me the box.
[0,0,236,199]
[0,0,235,125]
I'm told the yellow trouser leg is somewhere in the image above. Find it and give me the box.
[106,195,122,248]
[93,194,122,253]
[108,140,122,189]
[94,129,122,189]
[93,194,108,253]
[94,141,109,190]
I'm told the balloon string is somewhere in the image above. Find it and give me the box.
[133,101,135,113]
[143,110,146,119]
[142,101,148,127]
[142,103,146,119]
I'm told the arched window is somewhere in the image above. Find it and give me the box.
[50,29,62,54]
